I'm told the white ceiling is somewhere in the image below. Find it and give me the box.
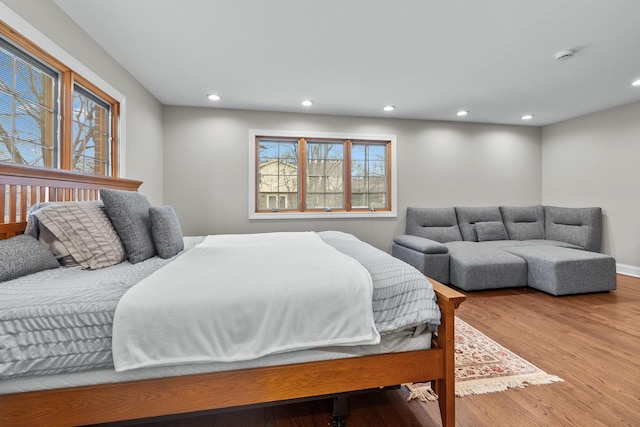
[53,0,640,126]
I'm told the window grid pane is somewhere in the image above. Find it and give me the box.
[72,85,111,176]
[351,143,388,209]
[0,42,57,168]
[257,139,299,211]
[306,141,344,209]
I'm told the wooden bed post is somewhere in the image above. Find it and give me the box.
[431,279,466,427]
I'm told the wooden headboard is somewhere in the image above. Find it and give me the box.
[0,163,142,240]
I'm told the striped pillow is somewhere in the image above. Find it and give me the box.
[31,202,126,269]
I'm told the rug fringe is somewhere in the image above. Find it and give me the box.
[405,373,563,400]
[455,373,564,397]
[404,383,438,402]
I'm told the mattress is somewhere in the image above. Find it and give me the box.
[0,232,440,387]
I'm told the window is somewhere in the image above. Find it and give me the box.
[0,21,120,176]
[250,130,397,219]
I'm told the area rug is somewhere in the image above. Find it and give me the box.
[406,317,563,401]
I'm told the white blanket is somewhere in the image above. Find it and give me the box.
[112,232,380,371]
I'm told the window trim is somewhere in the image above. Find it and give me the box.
[0,7,126,177]
[249,129,397,220]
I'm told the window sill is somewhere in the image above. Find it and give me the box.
[249,211,397,220]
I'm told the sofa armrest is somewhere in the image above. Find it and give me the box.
[393,235,449,254]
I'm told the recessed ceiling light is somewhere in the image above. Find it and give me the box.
[632,79,640,87]
[555,50,575,61]
[521,114,534,120]
[301,100,313,107]
[457,110,468,117]
[383,105,395,112]
[207,94,221,101]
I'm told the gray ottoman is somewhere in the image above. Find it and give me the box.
[445,242,527,291]
[503,246,616,295]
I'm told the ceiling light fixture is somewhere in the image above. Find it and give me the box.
[521,114,534,120]
[207,94,221,101]
[383,105,395,112]
[457,110,468,117]
[301,100,313,107]
[632,79,640,87]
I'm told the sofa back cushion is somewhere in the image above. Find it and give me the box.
[544,206,602,252]
[500,205,545,240]
[454,207,503,241]
[406,207,463,243]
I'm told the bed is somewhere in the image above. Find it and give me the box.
[0,163,466,427]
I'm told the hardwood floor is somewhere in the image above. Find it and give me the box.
[453,273,640,427]
[127,274,640,427]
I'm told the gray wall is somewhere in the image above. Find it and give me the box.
[2,0,165,203]
[542,100,640,270]
[163,106,541,252]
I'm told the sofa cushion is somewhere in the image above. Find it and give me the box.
[454,207,503,241]
[475,240,533,249]
[475,221,508,241]
[477,239,583,250]
[544,206,602,252]
[525,239,583,250]
[502,246,615,295]
[445,241,527,290]
[406,207,462,243]
[393,235,448,254]
[500,205,545,240]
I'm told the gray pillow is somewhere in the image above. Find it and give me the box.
[149,206,184,259]
[100,189,156,264]
[31,202,126,269]
[475,221,509,242]
[0,234,60,281]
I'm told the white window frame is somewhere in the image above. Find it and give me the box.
[249,129,397,220]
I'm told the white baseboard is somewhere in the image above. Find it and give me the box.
[616,263,640,278]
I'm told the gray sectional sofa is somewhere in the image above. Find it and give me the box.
[392,205,616,295]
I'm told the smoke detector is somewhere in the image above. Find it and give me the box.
[555,50,575,61]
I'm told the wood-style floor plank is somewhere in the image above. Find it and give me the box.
[124,274,640,427]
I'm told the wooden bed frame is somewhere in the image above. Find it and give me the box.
[0,163,466,427]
